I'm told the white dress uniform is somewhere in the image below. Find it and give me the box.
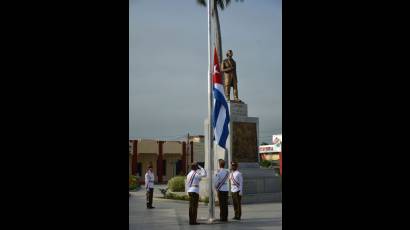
[145,169,155,208]
[145,170,154,190]
[186,165,207,194]
[230,170,243,195]
[214,168,229,191]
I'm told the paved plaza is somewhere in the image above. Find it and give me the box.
[129,185,282,230]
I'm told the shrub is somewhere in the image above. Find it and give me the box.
[260,160,272,168]
[167,176,186,192]
[164,191,209,204]
[200,196,209,204]
[165,192,189,201]
[165,192,176,199]
[129,175,139,191]
[159,188,168,198]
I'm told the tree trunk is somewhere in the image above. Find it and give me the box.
[213,5,223,66]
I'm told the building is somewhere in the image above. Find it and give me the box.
[129,136,205,184]
[187,135,205,167]
[258,134,282,176]
[129,141,133,175]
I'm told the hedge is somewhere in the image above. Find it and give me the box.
[167,176,185,192]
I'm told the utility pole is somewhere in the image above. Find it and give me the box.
[186,133,190,173]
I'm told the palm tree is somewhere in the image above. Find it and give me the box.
[197,0,243,63]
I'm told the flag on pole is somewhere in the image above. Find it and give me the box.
[212,48,230,149]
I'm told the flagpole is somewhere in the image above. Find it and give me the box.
[207,0,215,223]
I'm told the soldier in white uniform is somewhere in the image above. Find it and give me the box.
[145,164,155,209]
[186,162,207,225]
[215,159,229,222]
[230,161,243,220]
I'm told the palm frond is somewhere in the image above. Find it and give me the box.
[216,0,223,10]
[197,0,207,7]
[224,0,232,9]
[196,0,243,10]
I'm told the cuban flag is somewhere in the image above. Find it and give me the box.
[212,48,230,149]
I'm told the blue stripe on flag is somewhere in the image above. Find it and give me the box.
[212,87,230,149]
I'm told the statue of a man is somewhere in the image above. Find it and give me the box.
[221,50,240,102]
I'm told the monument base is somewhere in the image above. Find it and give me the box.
[198,163,281,204]
[240,162,282,203]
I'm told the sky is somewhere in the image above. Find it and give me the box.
[129,0,282,144]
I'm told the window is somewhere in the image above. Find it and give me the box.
[176,160,182,175]
[136,162,142,177]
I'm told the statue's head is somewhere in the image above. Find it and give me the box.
[226,50,233,58]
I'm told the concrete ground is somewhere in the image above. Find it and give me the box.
[129,185,282,230]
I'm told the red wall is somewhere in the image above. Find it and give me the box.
[157,141,164,183]
[279,151,282,176]
[131,140,138,175]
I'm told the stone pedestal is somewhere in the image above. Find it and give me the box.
[238,163,282,203]
[228,101,259,163]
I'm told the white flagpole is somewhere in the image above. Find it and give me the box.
[207,0,215,223]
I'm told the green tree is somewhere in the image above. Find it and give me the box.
[197,0,244,63]
[260,160,272,168]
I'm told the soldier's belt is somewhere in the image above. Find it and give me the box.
[190,185,199,188]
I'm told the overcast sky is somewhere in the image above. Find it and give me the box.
[129,0,281,144]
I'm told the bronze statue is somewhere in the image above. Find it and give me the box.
[221,50,240,102]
